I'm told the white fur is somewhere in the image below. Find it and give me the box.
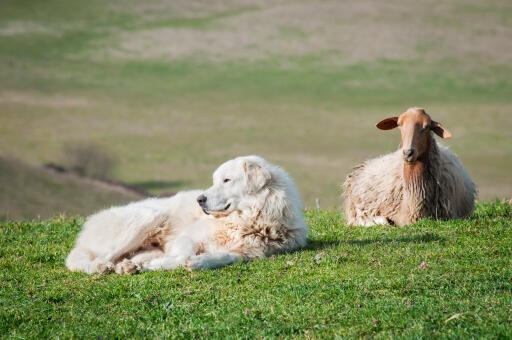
[66,156,308,274]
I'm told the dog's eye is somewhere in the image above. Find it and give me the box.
[223,179,231,183]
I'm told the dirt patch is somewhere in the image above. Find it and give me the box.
[0,91,90,108]
[99,0,512,65]
[0,21,57,36]
[108,0,260,19]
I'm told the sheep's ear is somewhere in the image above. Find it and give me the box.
[376,117,398,130]
[431,120,452,139]
[243,159,271,194]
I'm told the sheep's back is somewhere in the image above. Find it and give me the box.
[343,150,403,223]
[437,145,477,217]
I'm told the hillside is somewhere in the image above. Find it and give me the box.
[0,156,142,220]
[0,0,511,209]
[1,203,511,338]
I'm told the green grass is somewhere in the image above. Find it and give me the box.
[1,203,511,338]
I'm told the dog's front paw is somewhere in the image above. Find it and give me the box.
[96,261,114,274]
[115,259,141,275]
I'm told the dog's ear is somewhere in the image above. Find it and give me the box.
[431,120,452,139]
[243,159,271,194]
[376,117,398,130]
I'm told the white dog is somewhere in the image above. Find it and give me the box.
[66,156,308,274]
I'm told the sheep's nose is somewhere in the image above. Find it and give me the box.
[403,149,415,158]
[196,194,207,205]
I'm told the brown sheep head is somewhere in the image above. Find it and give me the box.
[376,107,452,164]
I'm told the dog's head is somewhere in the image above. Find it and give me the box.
[196,156,271,216]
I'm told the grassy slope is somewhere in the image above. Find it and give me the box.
[0,203,511,338]
[0,157,141,220]
[0,0,511,211]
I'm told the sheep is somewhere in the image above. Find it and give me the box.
[343,107,476,226]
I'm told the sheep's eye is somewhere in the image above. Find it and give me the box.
[223,179,231,183]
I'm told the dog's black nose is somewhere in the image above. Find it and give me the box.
[403,149,415,158]
[197,194,207,205]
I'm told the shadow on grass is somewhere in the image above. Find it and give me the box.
[306,232,444,251]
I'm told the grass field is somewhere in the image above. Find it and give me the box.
[1,2,511,338]
[1,0,511,218]
[1,202,511,338]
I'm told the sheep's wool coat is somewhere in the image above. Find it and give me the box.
[66,156,308,274]
[343,138,476,226]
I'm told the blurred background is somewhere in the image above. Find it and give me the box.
[1,0,511,220]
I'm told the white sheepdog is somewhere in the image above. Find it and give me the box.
[66,155,309,274]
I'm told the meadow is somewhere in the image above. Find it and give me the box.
[1,2,511,338]
[1,0,511,218]
[1,203,511,338]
